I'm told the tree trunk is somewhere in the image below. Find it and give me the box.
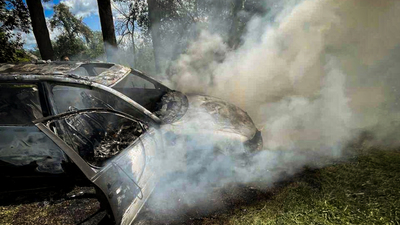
[131,30,136,67]
[97,0,117,62]
[26,0,54,60]
[228,0,244,48]
[147,0,163,73]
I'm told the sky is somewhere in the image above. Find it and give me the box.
[23,0,104,49]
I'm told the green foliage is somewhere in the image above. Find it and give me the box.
[0,0,31,62]
[0,0,30,32]
[87,31,105,60]
[50,3,92,42]
[50,3,104,60]
[52,34,87,60]
[28,48,41,60]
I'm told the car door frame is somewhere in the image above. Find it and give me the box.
[34,109,161,225]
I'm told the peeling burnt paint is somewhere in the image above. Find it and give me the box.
[0,62,81,75]
[200,96,257,139]
[89,64,131,86]
[36,119,158,225]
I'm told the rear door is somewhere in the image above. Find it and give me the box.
[35,110,160,224]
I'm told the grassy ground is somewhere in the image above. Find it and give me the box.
[1,148,399,224]
[0,187,102,225]
[194,149,400,225]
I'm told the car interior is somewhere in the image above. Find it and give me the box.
[50,84,147,167]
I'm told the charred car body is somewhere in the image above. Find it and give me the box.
[0,62,262,224]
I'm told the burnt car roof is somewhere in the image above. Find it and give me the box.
[0,61,131,87]
[0,61,81,74]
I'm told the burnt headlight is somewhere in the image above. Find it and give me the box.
[244,130,263,152]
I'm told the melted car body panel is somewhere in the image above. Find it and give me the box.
[89,64,131,86]
[92,131,158,225]
[168,95,257,140]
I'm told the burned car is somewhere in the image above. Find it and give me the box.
[0,61,262,224]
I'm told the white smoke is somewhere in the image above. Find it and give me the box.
[143,0,400,220]
[170,0,400,148]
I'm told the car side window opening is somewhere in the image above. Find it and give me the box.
[49,84,148,167]
[51,84,142,117]
[47,112,146,167]
[0,83,43,125]
[51,85,114,113]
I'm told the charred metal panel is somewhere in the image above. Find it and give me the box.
[170,95,257,140]
[91,131,158,225]
[200,96,257,139]
[0,62,81,75]
[0,62,131,88]
[154,91,189,124]
[36,123,96,179]
[90,64,131,86]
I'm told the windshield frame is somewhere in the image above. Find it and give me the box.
[111,68,171,91]
[0,75,161,124]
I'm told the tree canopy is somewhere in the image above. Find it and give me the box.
[1,0,270,71]
[50,3,104,60]
[0,0,30,62]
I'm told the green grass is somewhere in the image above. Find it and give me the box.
[199,150,400,225]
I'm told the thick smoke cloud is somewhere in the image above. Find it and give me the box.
[145,0,400,218]
[170,0,400,147]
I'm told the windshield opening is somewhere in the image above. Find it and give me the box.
[112,71,168,113]
[111,70,189,123]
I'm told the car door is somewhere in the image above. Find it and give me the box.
[35,109,160,225]
[0,82,71,195]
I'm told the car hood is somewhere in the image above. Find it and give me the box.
[169,95,257,140]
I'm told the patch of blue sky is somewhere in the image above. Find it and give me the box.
[22,0,101,49]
